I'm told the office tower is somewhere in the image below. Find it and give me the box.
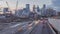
[16,9,23,17]
[22,4,30,17]
[46,8,56,16]
[43,4,46,9]
[22,8,30,17]
[33,5,36,12]
[3,8,9,14]
[36,5,41,15]
[41,4,47,16]
[26,4,30,11]
[37,5,40,12]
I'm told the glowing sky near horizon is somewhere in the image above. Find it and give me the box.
[0,0,60,11]
[0,0,52,9]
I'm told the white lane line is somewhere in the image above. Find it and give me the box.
[10,23,22,28]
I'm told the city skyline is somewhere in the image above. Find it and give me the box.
[0,0,52,9]
[0,0,60,11]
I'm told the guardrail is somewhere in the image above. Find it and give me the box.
[15,20,57,34]
[47,20,57,34]
[24,20,56,34]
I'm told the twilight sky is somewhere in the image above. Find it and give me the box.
[0,0,60,11]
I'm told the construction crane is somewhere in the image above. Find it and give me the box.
[15,0,19,15]
[6,1,10,9]
[16,0,18,10]
[6,1,12,14]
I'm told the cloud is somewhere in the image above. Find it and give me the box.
[1,0,52,9]
[52,0,60,7]
[52,0,60,11]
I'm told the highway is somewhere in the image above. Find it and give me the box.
[30,20,55,34]
[0,21,33,34]
[0,19,56,34]
[15,19,56,34]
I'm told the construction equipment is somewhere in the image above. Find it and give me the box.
[6,1,12,14]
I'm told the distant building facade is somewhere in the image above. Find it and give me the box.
[15,4,30,18]
[36,6,41,15]
[21,4,30,18]
[15,9,23,17]
[41,4,47,16]
[3,8,9,14]
[33,5,36,13]
[15,4,57,18]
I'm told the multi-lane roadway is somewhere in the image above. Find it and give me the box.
[0,19,56,34]
[15,19,56,34]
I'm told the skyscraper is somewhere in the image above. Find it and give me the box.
[33,5,36,12]
[43,4,46,9]
[26,4,30,11]
[36,5,41,15]
[37,5,40,12]
[3,8,9,14]
[41,4,47,16]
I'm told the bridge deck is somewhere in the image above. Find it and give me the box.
[15,20,56,34]
[30,22,55,34]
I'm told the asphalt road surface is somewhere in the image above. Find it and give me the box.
[0,21,33,34]
[15,20,55,34]
[30,20,55,34]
